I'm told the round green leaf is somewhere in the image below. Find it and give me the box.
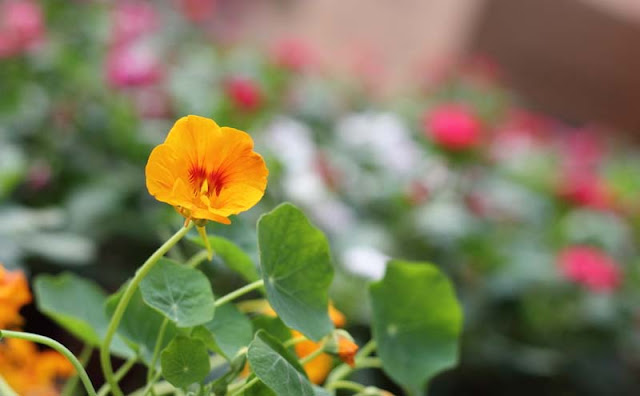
[202,302,253,360]
[247,330,313,396]
[257,203,334,341]
[34,273,131,358]
[369,260,463,394]
[139,258,215,328]
[161,336,210,388]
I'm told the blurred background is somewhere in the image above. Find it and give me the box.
[1,0,640,395]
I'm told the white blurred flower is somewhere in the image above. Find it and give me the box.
[308,198,356,235]
[336,112,420,177]
[282,169,329,205]
[262,117,316,172]
[341,245,389,280]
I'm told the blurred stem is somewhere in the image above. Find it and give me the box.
[96,356,138,396]
[196,225,213,260]
[299,341,326,365]
[215,279,264,307]
[61,344,93,396]
[100,223,193,396]
[186,250,209,268]
[0,330,96,396]
[283,335,307,348]
[0,374,19,396]
[228,377,259,396]
[326,380,365,393]
[147,318,169,383]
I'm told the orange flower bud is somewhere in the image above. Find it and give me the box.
[337,335,359,367]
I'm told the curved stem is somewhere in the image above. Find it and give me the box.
[61,344,93,396]
[186,250,209,268]
[100,224,193,396]
[96,356,138,396]
[147,318,169,383]
[215,279,264,307]
[0,330,97,396]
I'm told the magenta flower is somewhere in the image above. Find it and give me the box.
[423,104,482,150]
[558,246,621,293]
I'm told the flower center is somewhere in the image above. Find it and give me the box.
[188,165,227,197]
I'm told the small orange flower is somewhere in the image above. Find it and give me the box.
[336,335,358,367]
[145,115,268,224]
[0,264,31,329]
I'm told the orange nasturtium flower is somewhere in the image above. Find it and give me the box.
[0,264,74,395]
[145,115,268,225]
[0,264,31,329]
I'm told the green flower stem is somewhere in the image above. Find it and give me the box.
[326,380,365,393]
[228,377,259,396]
[283,335,307,348]
[61,344,93,396]
[214,279,265,307]
[298,341,326,365]
[96,356,138,396]
[100,223,193,396]
[186,250,209,268]
[147,318,169,383]
[0,374,19,396]
[326,339,378,385]
[0,330,97,396]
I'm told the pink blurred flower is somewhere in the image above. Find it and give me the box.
[110,1,157,45]
[225,76,262,111]
[557,171,613,210]
[558,245,621,293]
[0,0,44,58]
[106,42,162,88]
[175,0,216,23]
[271,38,316,73]
[423,104,482,150]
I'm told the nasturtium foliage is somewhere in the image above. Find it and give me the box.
[369,260,463,394]
[247,330,314,396]
[191,235,260,283]
[33,272,131,358]
[160,336,210,389]
[139,258,215,328]
[202,302,253,360]
[257,203,334,341]
[251,315,293,347]
[106,286,177,364]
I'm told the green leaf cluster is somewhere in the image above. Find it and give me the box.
[32,203,463,395]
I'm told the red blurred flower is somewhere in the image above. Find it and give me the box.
[0,0,44,58]
[423,104,482,150]
[175,0,216,23]
[106,42,162,88]
[558,246,621,293]
[225,76,262,111]
[111,1,157,45]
